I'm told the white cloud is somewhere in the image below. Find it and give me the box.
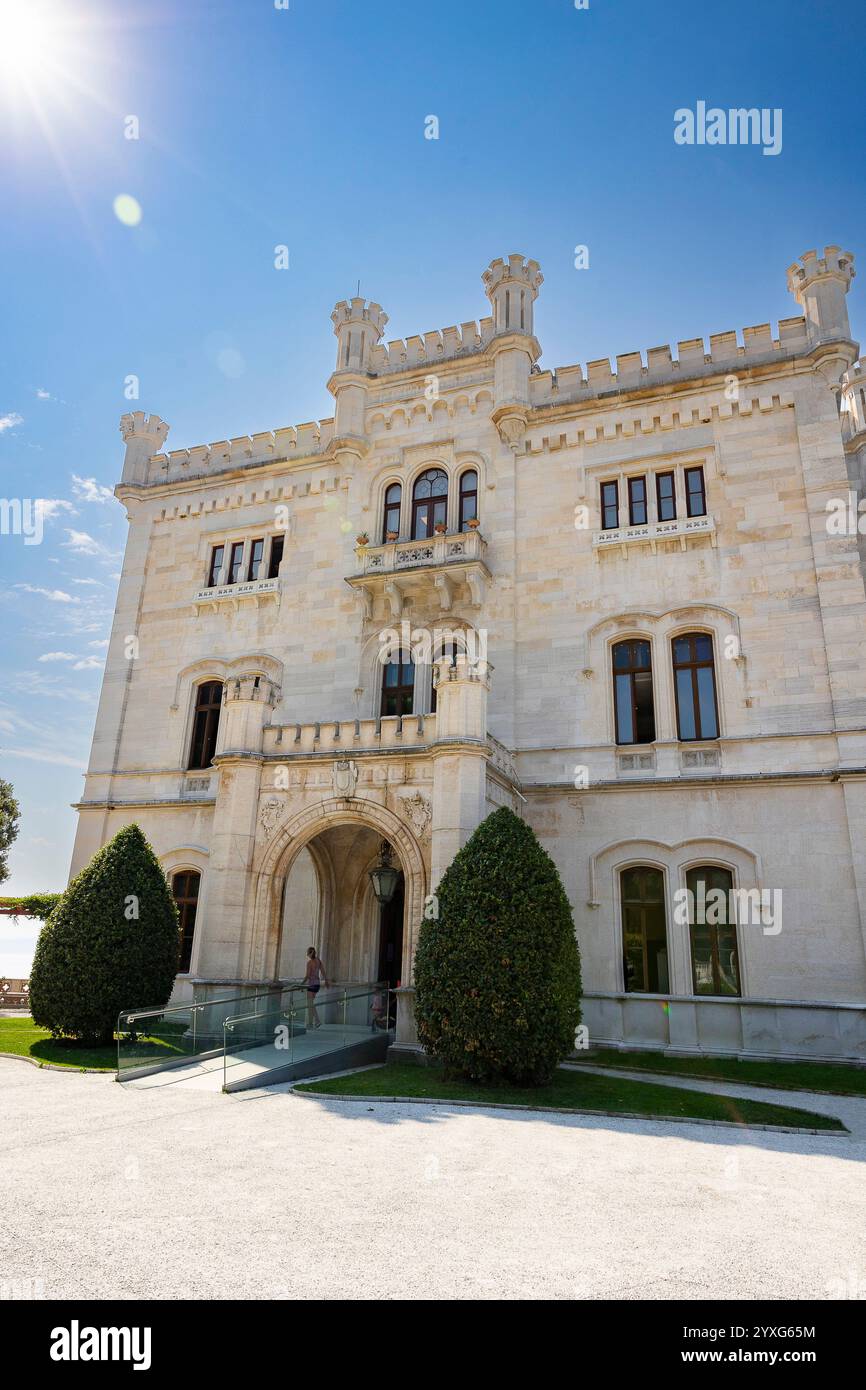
[71,578,101,586]
[62,528,105,556]
[36,389,52,400]
[36,498,75,521]
[88,638,110,648]
[72,655,104,671]
[71,474,114,505]
[0,412,23,433]
[37,652,77,663]
[2,746,87,768]
[15,584,79,604]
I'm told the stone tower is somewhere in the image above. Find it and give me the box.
[482,253,543,452]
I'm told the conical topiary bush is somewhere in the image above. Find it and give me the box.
[414,806,582,1085]
[29,823,180,1044]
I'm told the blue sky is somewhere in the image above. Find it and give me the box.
[0,0,863,971]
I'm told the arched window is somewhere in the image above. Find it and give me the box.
[172,870,200,974]
[686,865,740,996]
[612,640,655,744]
[458,470,478,531]
[621,866,668,993]
[672,633,718,740]
[382,483,402,542]
[188,681,223,769]
[380,657,414,716]
[411,468,448,539]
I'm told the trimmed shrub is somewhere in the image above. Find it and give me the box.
[29,824,180,1044]
[414,806,582,1086]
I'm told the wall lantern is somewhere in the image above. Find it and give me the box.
[369,840,400,906]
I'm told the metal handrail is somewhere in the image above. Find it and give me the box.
[222,982,388,1032]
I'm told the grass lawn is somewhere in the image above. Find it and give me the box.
[295,1061,846,1130]
[572,1048,866,1097]
[0,1015,192,1072]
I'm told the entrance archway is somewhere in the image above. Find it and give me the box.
[246,798,427,989]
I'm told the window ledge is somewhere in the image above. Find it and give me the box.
[193,577,280,611]
[593,514,715,555]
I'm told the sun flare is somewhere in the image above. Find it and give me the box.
[0,0,62,89]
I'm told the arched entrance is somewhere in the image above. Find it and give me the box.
[245,798,427,991]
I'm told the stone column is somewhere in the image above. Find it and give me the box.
[429,655,490,890]
[196,674,278,980]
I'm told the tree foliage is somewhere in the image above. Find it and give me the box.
[28,824,180,1043]
[0,777,20,887]
[414,807,582,1086]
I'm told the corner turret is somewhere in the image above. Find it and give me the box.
[327,297,388,461]
[482,254,543,452]
[119,411,169,486]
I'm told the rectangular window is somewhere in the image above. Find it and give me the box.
[380,660,414,717]
[686,866,741,996]
[685,466,706,517]
[226,541,244,585]
[246,538,264,582]
[672,633,719,741]
[600,481,619,530]
[628,476,647,526]
[655,472,676,522]
[268,535,284,579]
[621,866,669,993]
[612,640,656,744]
[207,545,225,588]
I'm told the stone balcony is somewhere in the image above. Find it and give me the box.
[592,513,715,556]
[193,576,281,612]
[346,529,490,619]
[263,713,437,757]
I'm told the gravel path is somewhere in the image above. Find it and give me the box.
[2,1055,865,1301]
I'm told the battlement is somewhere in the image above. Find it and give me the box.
[787,246,855,297]
[134,418,336,487]
[482,254,543,296]
[368,317,495,373]
[529,316,812,406]
[331,297,389,338]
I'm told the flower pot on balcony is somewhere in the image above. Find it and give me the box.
[434,522,448,534]
[466,517,480,529]
[356,534,369,547]
[386,530,399,542]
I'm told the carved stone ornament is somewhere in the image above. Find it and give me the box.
[260,798,285,837]
[333,758,359,798]
[401,790,432,840]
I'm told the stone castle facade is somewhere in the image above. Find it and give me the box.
[71,245,866,1060]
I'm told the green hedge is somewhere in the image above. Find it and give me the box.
[414,807,582,1086]
[28,824,180,1044]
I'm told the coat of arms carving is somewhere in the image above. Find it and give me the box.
[401,790,432,840]
[259,797,285,836]
[333,759,359,799]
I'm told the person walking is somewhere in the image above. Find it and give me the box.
[304,946,329,1030]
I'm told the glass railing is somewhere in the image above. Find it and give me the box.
[116,985,288,1080]
[221,982,392,1089]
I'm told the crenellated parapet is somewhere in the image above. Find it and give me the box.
[369,318,495,373]
[530,316,812,406]
[124,418,336,488]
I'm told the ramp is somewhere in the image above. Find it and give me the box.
[117,983,392,1092]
